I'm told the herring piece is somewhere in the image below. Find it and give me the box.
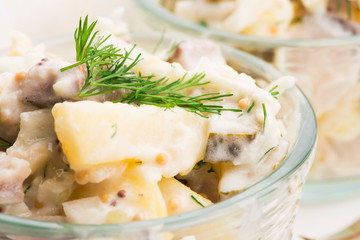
[205,133,257,163]
[7,109,59,174]
[0,152,31,204]
[175,161,219,203]
[52,101,210,180]
[167,40,226,70]
[18,58,86,107]
[0,72,37,144]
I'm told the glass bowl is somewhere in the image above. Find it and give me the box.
[135,0,360,202]
[0,32,316,240]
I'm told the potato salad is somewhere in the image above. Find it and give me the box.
[0,16,297,224]
[160,0,360,38]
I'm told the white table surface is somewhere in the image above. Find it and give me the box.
[1,1,360,239]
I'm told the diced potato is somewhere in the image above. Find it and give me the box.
[52,101,209,180]
[159,177,212,216]
[65,164,167,224]
[62,196,107,224]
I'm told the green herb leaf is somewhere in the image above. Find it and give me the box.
[43,162,48,178]
[24,184,32,194]
[347,0,352,19]
[75,15,99,62]
[194,160,206,170]
[262,103,267,133]
[153,29,166,54]
[336,0,342,11]
[167,40,184,56]
[247,101,255,113]
[0,136,12,147]
[199,20,208,27]
[268,85,279,99]
[61,16,242,118]
[111,123,118,138]
[207,166,215,173]
[191,194,205,208]
[258,145,277,163]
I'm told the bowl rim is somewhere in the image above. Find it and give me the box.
[135,0,360,48]
[0,32,317,237]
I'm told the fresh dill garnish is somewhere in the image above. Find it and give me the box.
[43,163,48,178]
[111,123,118,138]
[347,0,352,19]
[65,163,70,170]
[269,85,279,99]
[199,20,208,27]
[291,16,303,25]
[24,184,32,194]
[258,146,277,163]
[167,40,184,56]
[194,160,206,170]
[335,0,359,19]
[74,16,99,62]
[191,194,205,207]
[153,29,166,54]
[336,0,342,11]
[247,102,255,113]
[262,103,267,133]
[61,16,241,118]
[0,136,12,147]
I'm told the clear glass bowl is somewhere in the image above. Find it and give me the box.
[135,0,360,203]
[0,33,316,240]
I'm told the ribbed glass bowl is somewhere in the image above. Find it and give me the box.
[135,0,360,203]
[0,33,317,240]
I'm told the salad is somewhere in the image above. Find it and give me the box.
[0,15,298,224]
[160,0,360,38]
[156,0,360,180]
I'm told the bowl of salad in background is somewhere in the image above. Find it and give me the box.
[135,0,360,202]
[0,11,316,240]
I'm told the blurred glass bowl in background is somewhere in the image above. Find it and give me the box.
[135,0,360,203]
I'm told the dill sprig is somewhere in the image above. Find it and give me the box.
[262,103,267,133]
[247,101,255,113]
[335,0,360,19]
[269,85,279,99]
[258,145,277,163]
[24,184,32,194]
[0,136,12,147]
[61,16,241,118]
[191,194,205,207]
